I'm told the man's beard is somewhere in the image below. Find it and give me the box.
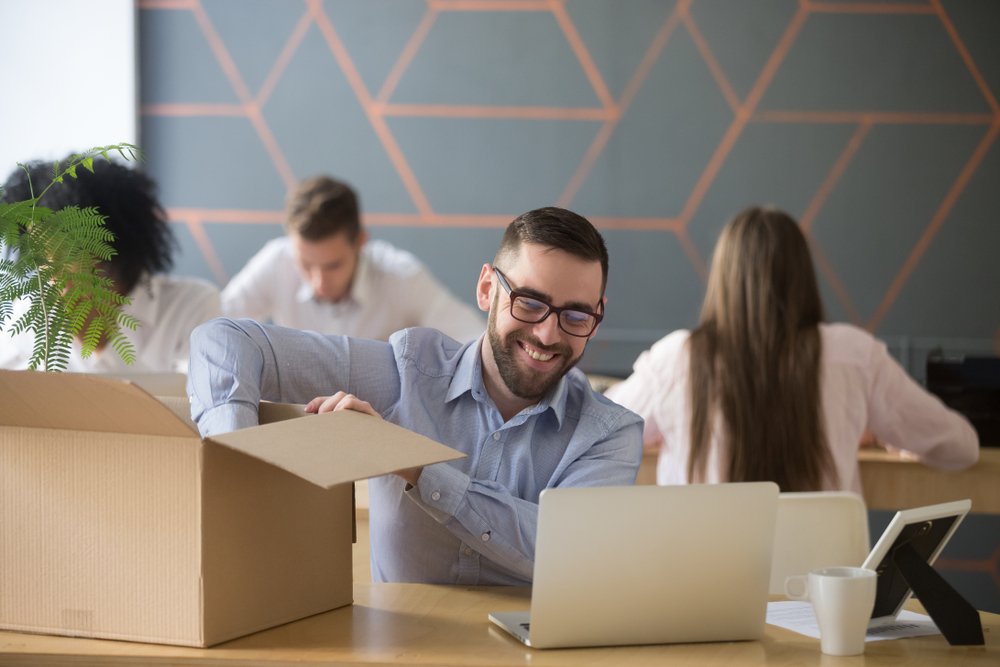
[487,308,582,402]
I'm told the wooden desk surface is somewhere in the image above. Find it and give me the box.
[858,447,1000,513]
[637,448,1000,513]
[1,583,997,666]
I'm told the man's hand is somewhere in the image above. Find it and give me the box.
[304,391,423,486]
[305,391,379,417]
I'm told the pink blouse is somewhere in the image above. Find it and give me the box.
[605,323,979,493]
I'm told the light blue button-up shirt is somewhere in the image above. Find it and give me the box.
[188,318,643,585]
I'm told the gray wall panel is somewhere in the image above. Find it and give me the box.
[138,0,999,376]
[761,13,990,112]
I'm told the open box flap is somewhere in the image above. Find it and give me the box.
[0,369,196,437]
[206,409,465,488]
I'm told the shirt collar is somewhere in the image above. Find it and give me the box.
[445,338,570,428]
[446,340,483,403]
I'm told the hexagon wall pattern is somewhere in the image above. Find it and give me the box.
[140,0,998,376]
[140,0,999,611]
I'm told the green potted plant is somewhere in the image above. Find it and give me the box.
[0,144,140,371]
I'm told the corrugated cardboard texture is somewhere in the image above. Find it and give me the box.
[0,427,202,643]
[158,395,198,430]
[209,410,465,488]
[0,369,194,437]
[96,372,188,397]
[201,443,354,645]
[0,371,464,647]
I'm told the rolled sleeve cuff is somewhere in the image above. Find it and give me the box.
[194,402,258,437]
[408,462,470,522]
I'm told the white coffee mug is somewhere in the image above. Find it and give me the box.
[785,566,877,656]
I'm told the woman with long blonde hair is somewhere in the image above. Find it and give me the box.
[607,206,978,492]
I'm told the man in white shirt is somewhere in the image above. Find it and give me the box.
[221,176,484,342]
[0,157,220,374]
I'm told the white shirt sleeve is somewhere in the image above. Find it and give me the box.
[604,331,690,452]
[166,280,222,373]
[221,238,286,321]
[863,337,979,470]
[409,267,484,343]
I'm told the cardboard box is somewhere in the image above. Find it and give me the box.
[0,370,462,647]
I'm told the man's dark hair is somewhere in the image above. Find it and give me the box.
[494,206,609,292]
[2,156,175,295]
[285,175,361,242]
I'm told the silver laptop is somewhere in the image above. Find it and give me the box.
[489,482,779,649]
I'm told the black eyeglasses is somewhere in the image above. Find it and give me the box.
[493,267,603,337]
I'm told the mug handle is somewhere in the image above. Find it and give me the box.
[784,574,810,600]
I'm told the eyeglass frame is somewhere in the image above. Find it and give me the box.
[491,266,604,338]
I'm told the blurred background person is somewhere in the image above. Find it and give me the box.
[606,205,978,492]
[0,156,220,373]
[222,175,484,342]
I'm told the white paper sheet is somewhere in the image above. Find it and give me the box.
[766,601,942,641]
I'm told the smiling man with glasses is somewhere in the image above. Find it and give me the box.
[187,206,643,585]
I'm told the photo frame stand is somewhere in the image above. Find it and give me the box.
[893,541,984,645]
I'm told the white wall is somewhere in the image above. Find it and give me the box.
[0,0,137,182]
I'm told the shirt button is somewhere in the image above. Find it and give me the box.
[431,491,441,501]
[481,532,491,542]
[464,547,473,556]
[493,432,501,441]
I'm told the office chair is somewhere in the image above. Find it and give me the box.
[770,491,870,595]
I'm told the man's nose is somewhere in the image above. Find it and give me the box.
[309,269,328,295]
[531,312,562,345]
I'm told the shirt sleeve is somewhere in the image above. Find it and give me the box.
[404,415,644,581]
[408,266,485,343]
[187,317,399,436]
[221,242,282,321]
[865,339,979,470]
[604,332,687,451]
[171,282,222,373]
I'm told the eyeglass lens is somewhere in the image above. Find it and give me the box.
[493,268,599,337]
[510,296,596,335]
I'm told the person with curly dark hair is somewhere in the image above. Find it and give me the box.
[0,155,220,372]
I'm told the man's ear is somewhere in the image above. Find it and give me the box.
[355,229,369,248]
[476,264,493,312]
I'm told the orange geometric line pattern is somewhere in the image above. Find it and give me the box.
[753,111,994,124]
[548,0,615,111]
[932,0,1000,114]
[937,542,1000,590]
[430,0,550,10]
[558,2,685,207]
[376,6,437,104]
[800,121,873,234]
[380,104,609,120]
[676,2,809,227]
[139,0,999,337]
[868,121,1000,331]
[255,10,313,108]
[309,0,434,218]
[808,2,936,15]
[680,8,740,114]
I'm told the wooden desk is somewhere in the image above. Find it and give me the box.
[0,584,997,665]
[637,449,1000,513]
[859,448,1000,513]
